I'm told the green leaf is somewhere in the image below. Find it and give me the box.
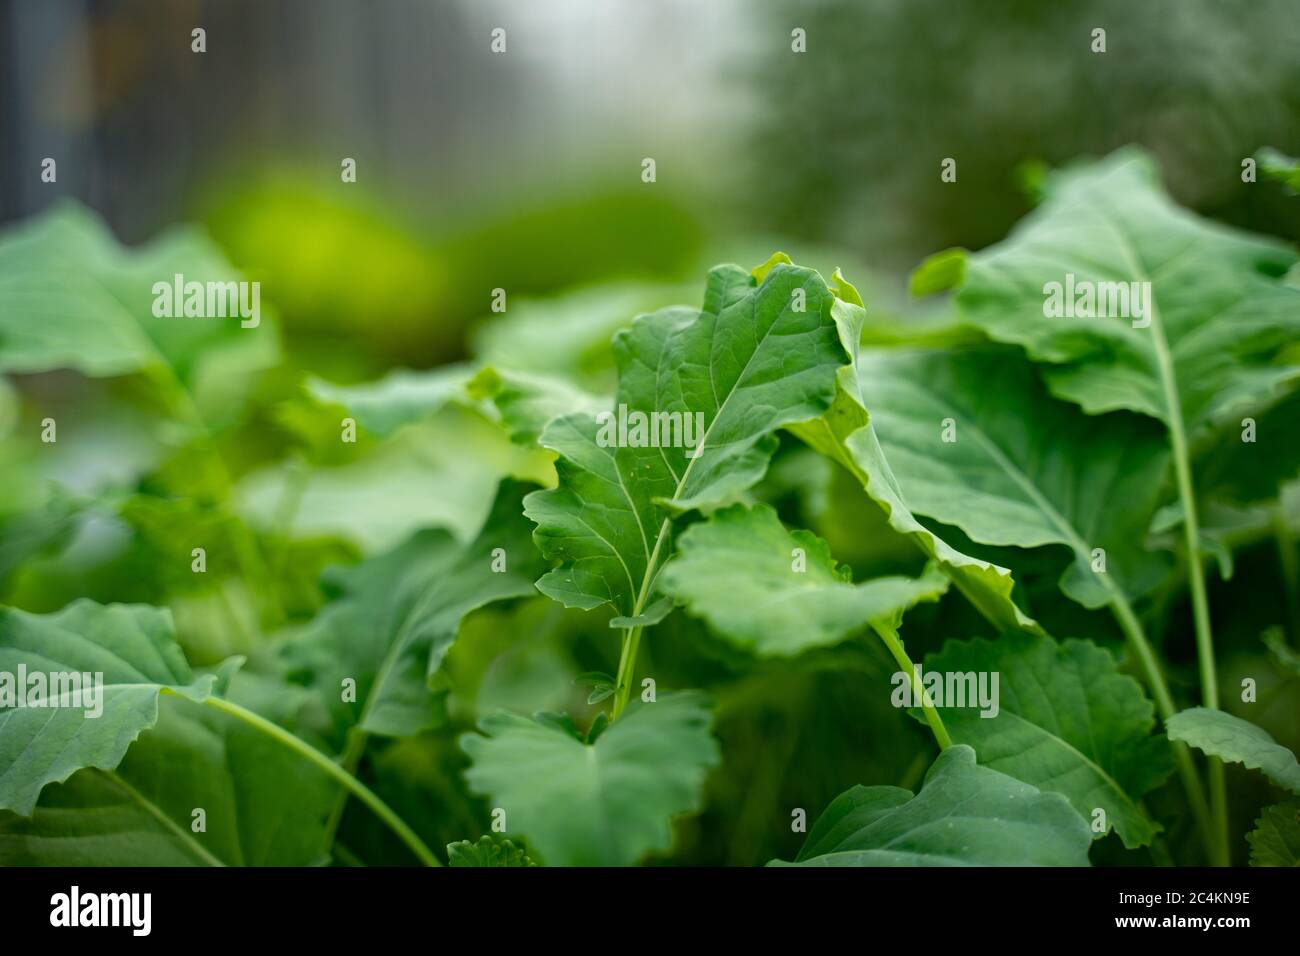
[0,600,228,815]
[239,404,554,553]
[608,597,674,629]
[117,494,264,595]
[0,769,224,866]
[585,711,610,743]
[1150,499,1267,581]
[1264,627,1300,678]
[0,200,277,386]
[773,745,1091,866]
[574,665,618,704]
[855,346,1171,609]
[922,632,1172,847]
[461,692,720,866]
[1166,707,1300,792]
[282,481,546,741]
[1257,147,1300,193]
[661,503,947,656]
[941,148,1300,441]
[0,673,338,866]
[524,261,848,619]
[0,488,81,586]
[1248,798,1300,866]
[786,292,1040,634]
[573,671,615,688]
[447,833,538,867]
[468,366,606,445]
[1190,389,1300,510]
[910,248,967,298]
[306,365,474,438]
[470,280,693,391]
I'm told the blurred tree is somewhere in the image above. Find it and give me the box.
[745,0,1300,269]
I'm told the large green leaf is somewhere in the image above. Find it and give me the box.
[282,481,546,741]
[1248,798,1300,867]
[661,503,947,656]
[0,769,221,866]
[239,404,554,552]
[524,261,848,619]
[855,346,1171,609]
[0,201,277,386]
[1166,707,1300,792]
[773,745,1091,866]
[470,281,693,391]
[922,632,1172,847]
[786,274,1039,634]
[922,148,1300,440]
[309,361,604,449]
[117,494,265,596]
[0,673,337,866]
[0,600,226,816]
[460,692,719,866]
[306,365,474,438]
[468,366,606,445]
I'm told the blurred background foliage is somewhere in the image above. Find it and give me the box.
[0,0,1297,866]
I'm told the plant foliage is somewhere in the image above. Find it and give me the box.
[2,147,1298,868]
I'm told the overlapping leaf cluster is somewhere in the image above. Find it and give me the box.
[2,148,1299,868]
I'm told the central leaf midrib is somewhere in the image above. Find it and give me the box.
[896,373,1131,609]
[974,709,1141,818]
[581,738,617,865]
[627,276,814,617]
[101,768,225,867]
[360,560,457,731]
[1092,198,1182,433]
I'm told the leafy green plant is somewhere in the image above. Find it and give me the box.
[1,147,1298,868]
[774,746,1092,867]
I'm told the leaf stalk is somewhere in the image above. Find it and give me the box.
[870,622,951,751]
[186,692,441,866]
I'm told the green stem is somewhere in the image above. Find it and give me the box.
[1108,596,1176,719]
[1169,436,1220,710]
[1206,762,1229,866]
[898,749,930,791]
[1165,414,1229,866]
[320,727,372,855]
[103,769,226,867]
[1141,273,1229,865]
[611,626,643,720]
[1109,597,1216,861]
[1275,503,1300,644]
[188,692,440,866]
[331,842,367,867]
[1142,815,1175,867]
[870,622,951,751]
[1107,233,1229,863]
[610,514,674,722]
